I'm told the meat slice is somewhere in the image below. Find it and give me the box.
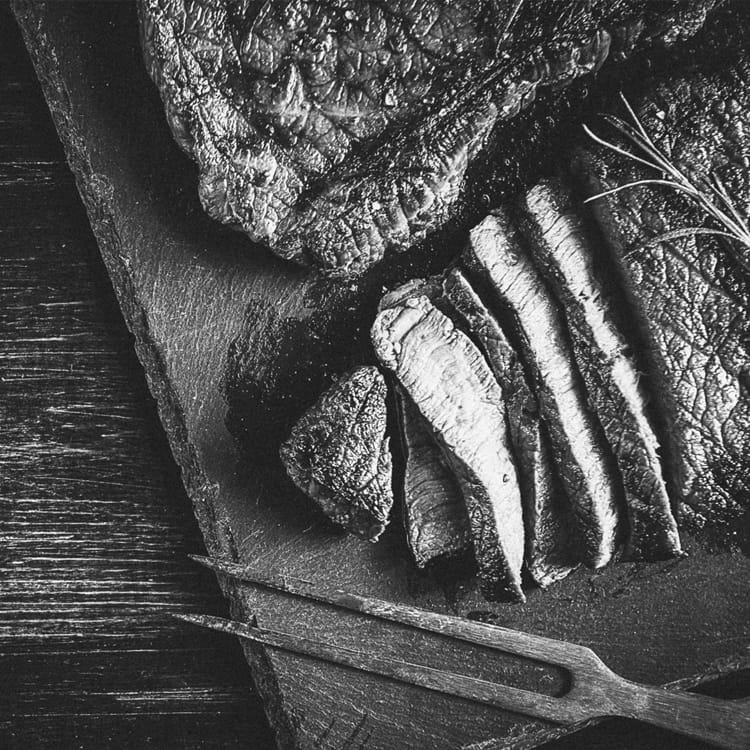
[372,291,525,601]
[140,0,718,276]
[463,212,621,568]
[576,26,750,538]
[395,388,472,569]
[441,268,577,586]
[520,180,681,560]
[280,366,393,541]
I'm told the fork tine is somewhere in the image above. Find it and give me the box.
[190,555,601,671]
[175,613,586,725]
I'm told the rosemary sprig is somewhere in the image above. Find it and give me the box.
[583,93,750,270]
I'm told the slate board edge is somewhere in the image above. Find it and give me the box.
[12,3,748,749]
[10,4,299,749]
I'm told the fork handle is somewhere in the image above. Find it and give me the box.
[617,679,750,749]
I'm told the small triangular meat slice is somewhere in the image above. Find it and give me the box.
[463,212,621,568]
[441,268,578,587]
[372,291,525,602]
[521,179,681,560]
[395,388,472,569]
[280,366,393,541]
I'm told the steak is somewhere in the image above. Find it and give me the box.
[372,290,525,601]
[280,365,394,540]
[576,23,750,539]
[520,179,681,560]
[441,268,577,586]
[395,387,472,568]
[139,0,718,277]
[463,211,622,568]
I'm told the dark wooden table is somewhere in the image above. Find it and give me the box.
[0,6,275,747]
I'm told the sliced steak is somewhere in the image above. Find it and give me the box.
[441,268,577,586]
[576,24,750,538]
[463,212,622,568]
[140,0,718,276]
[280,366,393,541]
[520,179,681,560]
[372,291,525,601]
[395,387,472,568]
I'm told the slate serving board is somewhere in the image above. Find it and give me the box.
[13,2,750,748]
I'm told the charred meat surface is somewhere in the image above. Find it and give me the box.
[577,33,750,539]
[139,0,718,277]
[441,268,577,586]
[372,291,525,600]
[395,388,472,569]
[520,179,681,560]
[280,366,393,541]
[463,212,622,568]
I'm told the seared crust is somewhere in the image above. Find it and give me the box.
[280,366,393,541]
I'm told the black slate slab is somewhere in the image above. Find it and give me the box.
[13,3,750,748]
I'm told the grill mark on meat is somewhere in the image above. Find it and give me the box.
[520,179,681,561]
[280,366,394,541]
[394,387,472,569]
[140,0,719,277]
[372,291,525,601]
[462,211,621,568]
[440,268,577,586]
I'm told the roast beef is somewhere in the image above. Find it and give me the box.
[372,290,525,601]
[520,179,681,560]
[280,365,394,540]
[463,211,622,568]
[395,387,472,568]
[139,0,718,277]
[441,268,577,586]
[576,26,750,539]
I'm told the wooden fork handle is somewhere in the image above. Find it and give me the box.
[617,680,750,749]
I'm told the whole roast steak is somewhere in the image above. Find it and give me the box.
[139,0,717,277]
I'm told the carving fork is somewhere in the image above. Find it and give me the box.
[178,555,750,749]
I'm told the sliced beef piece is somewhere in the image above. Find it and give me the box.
[462,211,621,568]
[575,28,750,538]
[520,179,681,560]
[372,291,525,601]
[394,388,472,569]
[378,276,443,312]
[440,268,577,586]
[140,0,718,277]
[280,366,393,541]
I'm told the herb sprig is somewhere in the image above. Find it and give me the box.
[584,94,750,271]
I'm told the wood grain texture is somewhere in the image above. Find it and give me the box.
[0,8,274,747]
[9,2,750,749]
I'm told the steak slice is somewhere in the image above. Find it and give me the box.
[576,20,750,539]
[280,366,393,541]
[372,291,525,601]
[463,212,622,568]
[394,387,472,569]
[441,268,577,586]
[520,179,681,560]
[139,0,718,277]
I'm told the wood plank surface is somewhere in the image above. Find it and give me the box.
[7,2,750,748]
[0,6,275,746]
